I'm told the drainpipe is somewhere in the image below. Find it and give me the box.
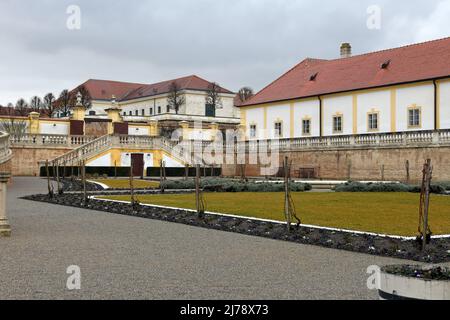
[318,96,323,137]
[433,79,438,131]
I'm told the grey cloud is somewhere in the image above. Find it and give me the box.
[0,0,448,104]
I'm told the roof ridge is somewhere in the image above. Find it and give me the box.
[330,36,450,61]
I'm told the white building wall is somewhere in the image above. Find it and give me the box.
[439,81,450,130]
[357,90,391,134]
[396,83,435,132]
[39,122,70,135]
[245,108,265,140]
[128,126,150,136]
[322,95,353,136]
[266,103,290,139]
[87,153,111,167]
[292,99,320,137]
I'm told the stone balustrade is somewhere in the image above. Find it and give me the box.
[0,132,12,165]
[10,134,97,147]
[0,132,11,237]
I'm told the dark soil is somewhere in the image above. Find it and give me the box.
[23,192,450,263]
[382,265,450,280]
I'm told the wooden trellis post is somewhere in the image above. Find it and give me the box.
[45,160,53,198]
[283,156,301,232]
[55,161,62,195]
[419,159,433,251]
[82,160,87,206]
[160,160,165,193]
[130,159,136,207]
[195,164,205,217]
[405,160,410,184]
[284,157,291,232]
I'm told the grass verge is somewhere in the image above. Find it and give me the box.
[98,192,450,236]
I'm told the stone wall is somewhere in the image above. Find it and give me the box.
[85,121,108,136]
[11,147,72,176]
[222,146,450,183]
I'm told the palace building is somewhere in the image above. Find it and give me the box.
[239,38,450,140]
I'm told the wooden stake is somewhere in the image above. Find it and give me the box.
[160,159,165,193]
[56,161,62,195]
[130,159,135,206]
[114,160,117,179]
[405,160,410,184]
[284,156,291,232]
[422,159,432,251]
[195,164,203,217]
[381,164,385,181]
[185,164,189,180]
[82,160,87,206]
[46,160,53,197]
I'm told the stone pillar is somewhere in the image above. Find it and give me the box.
[106,95,123,134]
[209,122,219,141]
[28,112,40,134]
[148,120,159,137]
[0,173,11,237]
[179,121,189,140]
[238,124,246,141]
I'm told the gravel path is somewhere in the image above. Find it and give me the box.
[0,177,433,300]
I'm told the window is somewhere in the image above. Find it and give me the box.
[129,111,132,116]
[123,112,126,116]
[368,112,378,131]
[150,108,153,115]
[166,105,170,113]
[333,115,343,133]
[141,109,145,116]
[158,106,161,114]
[274,121,282,137]
[89,111,96,116]
[135,110,138,116]
[249,124,257,138]
[302,119,311,135]
[408,107,421,127]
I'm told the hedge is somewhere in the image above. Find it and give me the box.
[160,178,312,193]
[334,181,447,194]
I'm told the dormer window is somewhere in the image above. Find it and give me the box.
[381,60,391,69]
[309,72,318,81]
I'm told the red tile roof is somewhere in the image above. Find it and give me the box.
[78,79,145,101]
[241,37,450,106]
[79,75,233,102]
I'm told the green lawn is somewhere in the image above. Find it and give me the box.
[98,192,450,236]
[91,179,159,189]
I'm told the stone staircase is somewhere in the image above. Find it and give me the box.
[45,134,201,167]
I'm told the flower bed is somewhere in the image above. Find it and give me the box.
[23,193,450,263]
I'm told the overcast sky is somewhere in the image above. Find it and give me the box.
[0,0,449,105]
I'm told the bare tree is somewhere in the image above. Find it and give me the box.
[167,81,185,114]
[42,93,56,118]
[30,96,42,113]
[57,89,74,117]
[15,98,29,116]
[205,82,223,109]
[238,86,254,103]
[77,85,92,110]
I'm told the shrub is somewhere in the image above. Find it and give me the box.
[160,178,311,193]
[335,181,446,194]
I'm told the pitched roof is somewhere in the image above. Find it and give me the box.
[78,79,145,101]
[120,75,233,101]
[78,75,233,102]
[241,37,450,106]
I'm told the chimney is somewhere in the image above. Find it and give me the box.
[340,43,352,58]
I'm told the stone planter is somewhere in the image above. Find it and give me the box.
[379,265,450,300]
